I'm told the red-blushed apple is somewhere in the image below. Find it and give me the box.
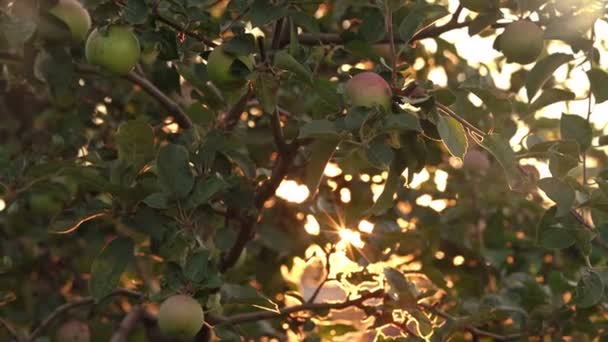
[463,149,490,172]
[55,320,90,342]
[499,21,544,65]
[157,294,205,338]
[85,25,141,75]
[344,72,392,111]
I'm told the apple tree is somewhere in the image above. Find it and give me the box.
[1,0,608,340]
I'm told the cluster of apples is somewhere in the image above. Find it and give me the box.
[46,0,254,80]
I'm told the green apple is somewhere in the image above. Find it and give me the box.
[29,193,63,216]
[55,320,90,342]
[157,295,205,338]
[344,71,392,111]
[85,25,141,75]
[47,0,91,42]
[207,46,254,88]
[499,21,544,65]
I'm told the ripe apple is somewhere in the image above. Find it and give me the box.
[157,294,205,338]
[85,25,141,75]
[47,0,91,42]
[206,46,254,88]
[498,21,544,65]
[55,320,90,342]
[344,71,392,111]
[463,149,490,172]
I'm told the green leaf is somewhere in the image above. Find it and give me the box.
[480,134,527,191]
[249,0,288,27]
[544,10,601,41]
[156,144,194,198]
[548,142,580,179]
[365,140,394,170]
[289,10,320,34]
[143,192,170,209]
[561,113,592,151]
[525,53,573,101]
[536,207,577,249]
[587,68,608,104]
[274,50,312,82]
[538,177,575,217]
[468,11,501,36]
[359,8,385,43]
[574,271,604,308]
[89,237,134,299]
[0,12,36,48]
[437,115,468,159]
[528,88,575,113]
[115,120,155,169]
[398,4,449,43]
[184,250,210,283]
[298,120,340,140]
[383,268,418,308]
[254,73,279,114]
[123,0,148,25]
[304,139,340,197]
[365,153,407,216]
[184,176,227,209]
[383,112,422,132]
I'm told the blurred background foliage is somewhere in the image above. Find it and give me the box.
[2,0,608,341]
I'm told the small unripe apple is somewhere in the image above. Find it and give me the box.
[157,295,205,338]
[207,46,254,88]
[499,21,544,65]
[85,25,141,75]
[47,0,91,42]
[55,320,90,342]
[344,72,392,111]
[29,193,63,216]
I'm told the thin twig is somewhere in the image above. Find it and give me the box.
[50,211,110,235]
[109,306,145,342]
[154,14,217,47]
[385,4,397,86]
[583,26,596,185]
[271,109,288,154]
[27,289,144,342]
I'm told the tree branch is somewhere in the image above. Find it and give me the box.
[0,317,18,341]
[123,71,193,129]
[216,86,253,131]
[209,289,385,326]
[418,303,523,341]
[0,52,194,130]
[27,289,143,342]
[155,14,218,48]
[290,21,511,47]
[109,305,145,342]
